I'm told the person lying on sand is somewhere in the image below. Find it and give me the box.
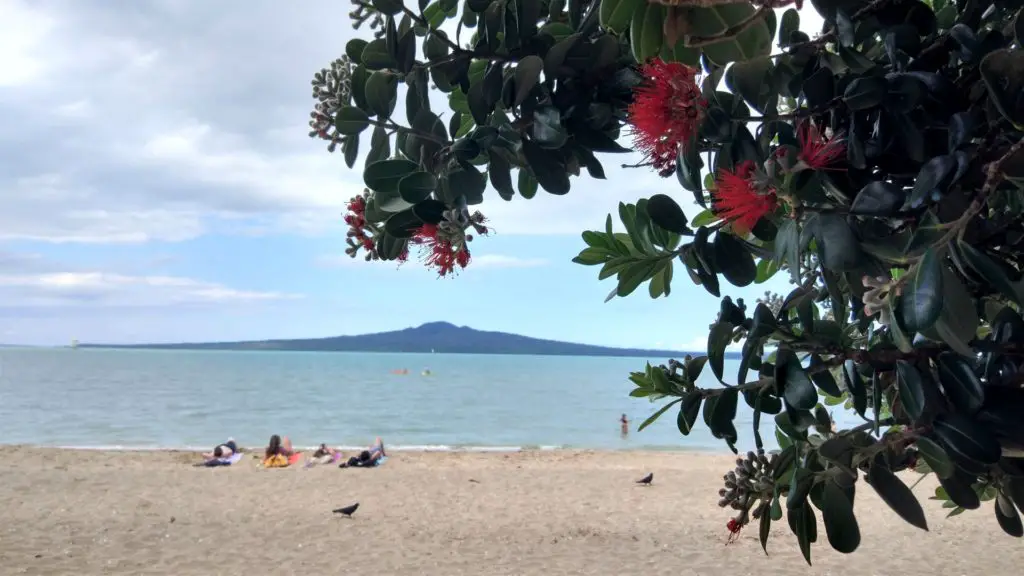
[339,437,387,468]
[306,444,341,466]
[202,438,239,461]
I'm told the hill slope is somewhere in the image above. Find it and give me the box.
[81,321,738,359]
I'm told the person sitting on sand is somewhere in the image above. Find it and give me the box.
[262,434,296,468]
[339,437,387,468]
[307,444,341,466]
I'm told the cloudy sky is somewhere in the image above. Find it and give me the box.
[0,0,809,348]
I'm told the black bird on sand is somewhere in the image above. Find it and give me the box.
[333,503,360,517]
[636,473,653,485]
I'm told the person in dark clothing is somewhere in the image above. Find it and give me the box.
[339,437,386,468]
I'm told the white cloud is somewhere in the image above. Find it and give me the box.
[681,334,743,354]
[0,0,55,87]
[470,254,548,268]
[0,271,300,308]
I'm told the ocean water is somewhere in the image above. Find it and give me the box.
[0,348,860,452]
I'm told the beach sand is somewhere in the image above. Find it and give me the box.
[0,447,1018,575]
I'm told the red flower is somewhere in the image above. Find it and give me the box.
[726,518,742,534]
[628,59,706,177]
[797,121,846,170]
[413,223,471,277]
[712,161,777,234]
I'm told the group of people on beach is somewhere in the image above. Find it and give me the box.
[198,434,387,469]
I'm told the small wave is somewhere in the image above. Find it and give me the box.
[39,443,567,453]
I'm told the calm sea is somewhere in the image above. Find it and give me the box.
[0,348,860,452]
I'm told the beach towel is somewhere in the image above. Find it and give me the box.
[196,452,243,468]
[263,452,303,468]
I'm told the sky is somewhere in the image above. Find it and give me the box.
[0,0,820,350]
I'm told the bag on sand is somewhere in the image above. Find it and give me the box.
[262,454,289,468]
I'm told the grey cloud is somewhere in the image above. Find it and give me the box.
[1,0,671,244]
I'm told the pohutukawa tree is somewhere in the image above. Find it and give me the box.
[310,0,1024,561]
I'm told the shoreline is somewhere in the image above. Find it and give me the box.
[0,442,726,455]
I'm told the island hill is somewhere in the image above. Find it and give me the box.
[80,321,742,360]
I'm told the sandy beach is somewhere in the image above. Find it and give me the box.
[0,447,1018,575]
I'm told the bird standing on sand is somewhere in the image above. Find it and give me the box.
[636,473,653,485]
[332,503,360,517]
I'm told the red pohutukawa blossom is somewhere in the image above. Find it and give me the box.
[712,160,778,234]
[726,518,743,544]
[343,193,377,258]
[796,121,846,171]
[628,59,707,177]
[412,212,489,277]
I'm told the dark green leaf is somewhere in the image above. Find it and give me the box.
[638,398,683,432]
[713,232,756,287]
[677,392,702,435]
[397,171,437,204]
[792,502,816,565]
[899,247,943,332]
[364,71,399,119]
[646,194,689,234]
[995,494,1024,537]
[780,350,816,411]
[335,107,371,135]
[937,470,981,510]
[345,39,369,62]
[810,355,842,397]
[909,155,956,208]
[933,412,1002,466]
[916,436,955,480]
[513,55,543,107]
[787,468,814,510]
[517,169,538,199]
[957,241,1024,307]
[361,38,398,70]
[445,166,487,205]
[364,159,419,194]
[372,0,404,16]
[814,214,862,271]
[522,140,570,195]
[531,106,568,149]
[980,49,1024,126]
[866,465,929,531]
[686,356,708,383]
[948,111,974,152]
[895,360,926,421]
[383,208,424,239]
[822,481,861,554]
[849,182,904,216]
[936,352,985,415]
[488,154,515,201]
[707,322,734,382]
[759,509,771,555]
[843,76,886,110]
[342,135,359,168]
[675,144,705,202]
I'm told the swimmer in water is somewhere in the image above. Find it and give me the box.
[620,413,629,437]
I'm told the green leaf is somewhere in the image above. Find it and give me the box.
[522,140,569,195]
[814,214,862,271]
[725,56,774,113]
[372,0,405,15]
[488,154,515,201]
[843,76,886,110]
[531,106,567,149]
[397,172,437,204]
[364,71,399,119]
[691,209,717,228]
[932,413,1002,466]
[637,398,682,432]
[676,144,705,200]
[779,349,816,411]
[916,436,955,480]
[383,207,424,239]
[822,481,861,554]
[686,356,708,383]
[365,159,419,194]
[646,194,689,234]
[629,2,664,64]
[692,5,776,66]
[443,166,487,205]
[895,360,926,421]
[937,471,981,510]
[759,509,771,555]
[909,155,956,208]
[677,392,702,435]
[866,465,929,531]
[361,38,398,70]
[517,169,538,199]
[809,355,842,397]
[616,260,658,297]
[707,322,733,382]
[936,352,985,415]
[792,502,816,565]
[345,38,369,62]
[513,55,543,107]
[713,232,756,287]
[334,107,370,135]
[779,8,799,47]
[927,264,979,356]
[899,247,943,332]
[599,0,644,34]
